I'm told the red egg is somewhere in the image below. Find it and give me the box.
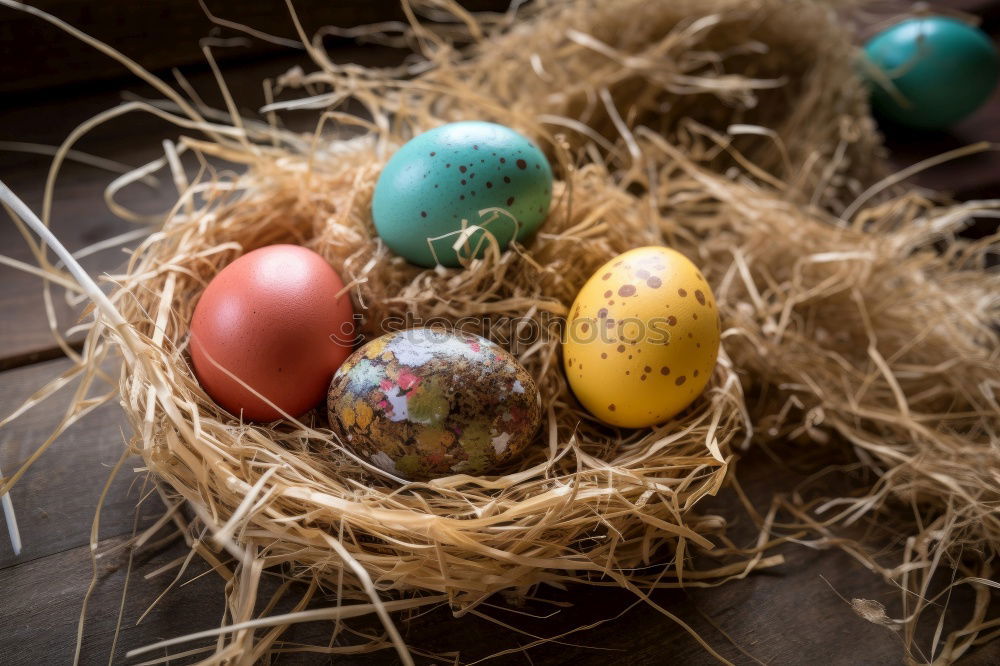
[189,244,355,422]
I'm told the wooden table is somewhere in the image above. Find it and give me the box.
[1,10,998,666]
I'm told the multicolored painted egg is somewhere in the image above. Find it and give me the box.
[190,244,355,422]
[562,247,720,428]
[372,121,553,267]
[327,328,541,480]
[864,16,999,129]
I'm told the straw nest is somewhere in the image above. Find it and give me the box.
[4,0,1000,662]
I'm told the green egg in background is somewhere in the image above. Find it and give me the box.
[863,16,999,129]
[372,121,554,267]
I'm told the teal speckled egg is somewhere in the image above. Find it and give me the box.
[864,17,999,129]
[372,121,553,267]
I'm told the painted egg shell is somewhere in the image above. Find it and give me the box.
[864,17,999,129]
[372,121,553,267]
[327,328,541,480]
[190,244,355,422]
[562,246,720,428]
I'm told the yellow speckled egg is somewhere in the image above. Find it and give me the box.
[562,246,720,428]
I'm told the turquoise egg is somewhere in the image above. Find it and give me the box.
[372,121,553,267]
[863,17,999,129]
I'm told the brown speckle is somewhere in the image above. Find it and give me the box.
[693,370,700,377]
[618,284,637,297]
[420,211,427,218]
[598,308,608,318]
[675,376,687,386]
[695,290,706,306]
[647,276,662,289]
[693,313,698,320]
[473,144,479,150]
[503,176,511,183]
[506,197,515,206]
[678,288,687,297]
[608,403,616,412]
[459,165,467,173]
[667,316,678,326]
[516,159,527,169]
[486,181,493,188]
[660,366,670,376]
[644,366,651,373]
[603,290,612,298]
[602,273,612,280]
[461,179,467,185]
[601,353,607,359]
[581,323,590,333]
[617,344,626,353]
[430,152,436,156]
[500,157,506,164]
[640,374,647,381]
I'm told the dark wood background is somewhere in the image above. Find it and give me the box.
[0,1,998,664]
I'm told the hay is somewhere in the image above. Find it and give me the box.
[278,0,884,213]
[1,0,998,663]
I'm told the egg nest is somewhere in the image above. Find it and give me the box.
[18,0,1000,661]
[117,151,750,597]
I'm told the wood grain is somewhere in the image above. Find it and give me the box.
[0,356,160,569]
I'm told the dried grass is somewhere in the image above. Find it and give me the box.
[0,0,998,663]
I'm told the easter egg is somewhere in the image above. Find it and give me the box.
[190,244,355,422]
[562,247,720,428]
[372,121,553,267]
[327,328,541,480]
[863,17,999,129]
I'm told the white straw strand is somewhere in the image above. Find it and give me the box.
[0,462,21,556]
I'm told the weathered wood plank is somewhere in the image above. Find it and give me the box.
[0,356,158,569]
